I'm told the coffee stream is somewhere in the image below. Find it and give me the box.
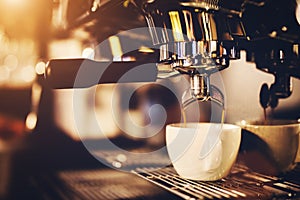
[263,107,275,124]
[263,108,267,124]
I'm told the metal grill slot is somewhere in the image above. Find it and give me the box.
[137,168,214,199]
[217,179,267,198]
[282,181,300,190]
[243,173,274,183]
[171,177,231,199]
[273,182,300,193]
[133,164,300,200]
[262,185,291,197]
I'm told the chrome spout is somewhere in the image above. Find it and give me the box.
[190,74,210,102]
[183,75,224,109]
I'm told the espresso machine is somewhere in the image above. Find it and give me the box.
[7,0,300,199]
[45,0,300,112]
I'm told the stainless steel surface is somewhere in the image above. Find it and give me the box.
[29,168,181,200]
[45,0,300,109]
[133,164,300,199]
[182,84,224,110]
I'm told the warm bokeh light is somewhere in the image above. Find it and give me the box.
[25,112,37,131]
[240,120,246,126]
[82,47,95,59]
[0,29,38,87]
[0,67,9,82]
[35,61,46,75]
[91,0,100,12]
[2,0,27,6]
[121,56,136,61]
[21,66,36,83]
[4,54,18,70]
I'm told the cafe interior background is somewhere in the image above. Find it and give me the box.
[0,0,300,199]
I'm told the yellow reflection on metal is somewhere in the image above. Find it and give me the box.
[183,10,195,41]
[108,36,123,61]
[293,44,299,56]
[169,11,184,41]
[200,12,218,41]
[138,46,154,53]
[296,0,300,24]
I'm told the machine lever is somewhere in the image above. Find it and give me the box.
[44,59,158,89]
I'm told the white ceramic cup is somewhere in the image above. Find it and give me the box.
[166,123,241,181]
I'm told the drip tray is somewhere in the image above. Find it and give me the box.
[133,164,300,200]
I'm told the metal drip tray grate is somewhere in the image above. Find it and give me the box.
[133,164,300,200]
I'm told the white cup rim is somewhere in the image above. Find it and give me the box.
[167,122,241,130]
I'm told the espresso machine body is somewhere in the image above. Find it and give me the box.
[4,0,300,199]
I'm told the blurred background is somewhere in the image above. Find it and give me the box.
[0,0,300,199]
[0,0,299,140]
[0,0,51,139]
